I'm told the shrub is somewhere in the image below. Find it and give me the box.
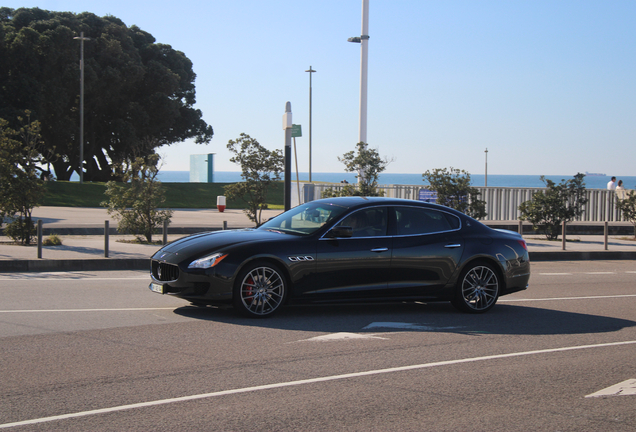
[43,234,62,246]
[615,188,636,238]
[519,173,587,240]
[422,167,486,219]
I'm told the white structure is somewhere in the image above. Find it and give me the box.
[348,0,370,144]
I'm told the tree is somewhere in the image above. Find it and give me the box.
[422,167,487,219]
[101,153,172,242]
[224,133,284,226]
[615,189,636,238]
[0,7,213,182]
[518,173,587,240]
[0,115,46,244]
[322,142,390,197]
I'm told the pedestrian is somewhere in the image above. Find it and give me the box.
[616,179,626,200]
[607,176,617,190]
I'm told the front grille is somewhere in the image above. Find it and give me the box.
[152,261,179,282]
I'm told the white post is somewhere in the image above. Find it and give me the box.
[305,66,316,182]
[359,0,370,145]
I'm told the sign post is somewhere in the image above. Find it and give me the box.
[283,102,293,211]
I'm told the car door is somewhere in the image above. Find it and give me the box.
[388,206,464,296]
[301,206,391,301]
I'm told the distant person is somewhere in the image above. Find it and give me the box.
[607,176,617,190]
[616,179,626,200]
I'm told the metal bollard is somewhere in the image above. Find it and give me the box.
[223,221,227,230]
[518,220,523,236]
[104,220,109,257]
[604,221,608,251]
[163,220,168,245]
[37,219,43,259]
[562,221,566,251]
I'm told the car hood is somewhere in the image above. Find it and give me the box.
[152,228,289,262]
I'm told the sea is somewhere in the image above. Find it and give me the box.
[151,171,636,190]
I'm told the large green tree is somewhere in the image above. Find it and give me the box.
[0,7,213,181]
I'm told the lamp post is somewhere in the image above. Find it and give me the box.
[484,148,488,187]
[348,0,370,145]
[305,66,316,182]
[73,32,90,184]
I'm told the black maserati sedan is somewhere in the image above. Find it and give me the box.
[149,197,530,317]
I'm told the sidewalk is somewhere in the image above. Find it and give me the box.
[1,207,635,272]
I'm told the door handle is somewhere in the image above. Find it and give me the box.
[371,248,389,252]
[444,244,462,248]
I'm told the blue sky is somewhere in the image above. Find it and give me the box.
[5,0,636,176]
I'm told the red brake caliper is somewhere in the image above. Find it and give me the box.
[245,277,254,304]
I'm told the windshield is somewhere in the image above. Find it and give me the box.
[259,201,350,235]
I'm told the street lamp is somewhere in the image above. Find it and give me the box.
[73,32,90,184]
[305,66,316,182]
[348,0,370,145]
[485,148,488,187]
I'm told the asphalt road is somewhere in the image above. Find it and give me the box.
[1,262,635,431]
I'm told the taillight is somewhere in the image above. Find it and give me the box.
[518,239,527,251]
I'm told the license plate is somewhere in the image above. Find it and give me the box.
[149,283,164,294]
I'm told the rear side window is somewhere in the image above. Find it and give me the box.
[395,207,459,235]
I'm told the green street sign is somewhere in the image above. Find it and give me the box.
[291,124,302,138]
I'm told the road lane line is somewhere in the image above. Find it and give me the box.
[0,277,148,281]
[538,273,572,275]
[0,307,177,313]
[500,294,636,302]
[1,340,635,429]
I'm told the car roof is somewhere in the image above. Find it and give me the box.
[309,196,466,216]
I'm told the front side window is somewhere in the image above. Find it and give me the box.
[260,202,349,235]
[395,207,458,235]
[335,207,388,238]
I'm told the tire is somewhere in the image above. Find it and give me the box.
[451,262,500,314]
[233,262,287,317]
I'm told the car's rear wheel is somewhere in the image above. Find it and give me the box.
[451,262,500,313]
[233,262,287,317]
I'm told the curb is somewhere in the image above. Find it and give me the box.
[1,251,634,272]
[0,259,149,272]
[529,251,636,261]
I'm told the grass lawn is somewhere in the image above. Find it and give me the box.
[42,181,285,209]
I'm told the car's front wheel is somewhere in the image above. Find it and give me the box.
[451,262,500,313]
[233,262,287,317]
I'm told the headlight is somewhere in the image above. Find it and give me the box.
[188,253,228,269]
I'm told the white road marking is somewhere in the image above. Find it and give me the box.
[0,277,148,281]
[585,379,636,398]
[538,273,572,276]
[1,340,634,430]
[295,332,388,342]
[500,294,636,302]
[363,322,462,331]
[584,272,615,275]
[0,307,176,313]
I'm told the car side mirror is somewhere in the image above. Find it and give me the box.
[327,226,353,238]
